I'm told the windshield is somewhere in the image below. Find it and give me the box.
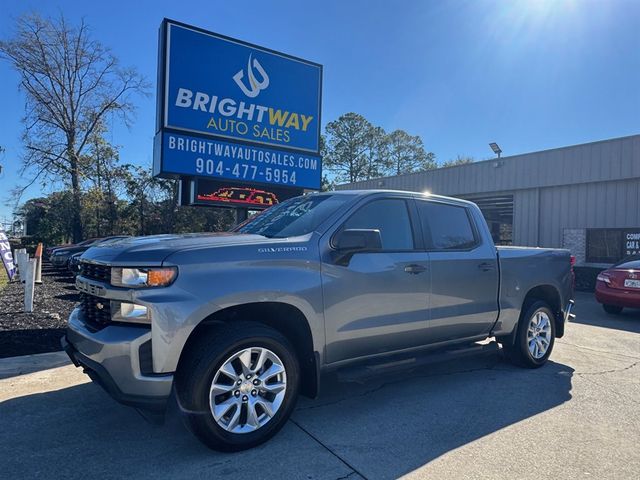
[235,194,353,238]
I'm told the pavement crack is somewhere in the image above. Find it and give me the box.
[557,340,640,360]
[574,360,640,377]
[289,418,367,480]
[579,374,640,406]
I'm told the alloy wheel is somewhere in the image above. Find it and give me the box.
[527,310,552,359]
[209,347,287,434]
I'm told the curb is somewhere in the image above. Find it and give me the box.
[0,351,71,379]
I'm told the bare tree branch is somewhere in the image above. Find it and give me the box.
[0,13,149,241]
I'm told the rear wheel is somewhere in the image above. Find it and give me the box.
[176,322,300,451]
[603,304,623,315]
[503,300,556,368]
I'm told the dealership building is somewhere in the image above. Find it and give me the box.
[337,134,640,266]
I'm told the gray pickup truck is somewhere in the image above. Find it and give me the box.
[63,190,574,451]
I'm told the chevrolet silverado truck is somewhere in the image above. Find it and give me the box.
[62,190,574,451]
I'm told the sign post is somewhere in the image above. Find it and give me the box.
[153,19,322,210]
[15,249,28,282]
[24,258,36,313]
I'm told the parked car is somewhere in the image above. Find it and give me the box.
[595,255,640,314]
[67,237,130,275]
[50,236,129,269]
[68,252,83,275]
[63,191,574,451]
[46,243,72,258]
[50,239,100,268]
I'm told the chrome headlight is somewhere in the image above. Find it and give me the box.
[111,267,177,288]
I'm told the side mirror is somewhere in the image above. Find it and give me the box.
[333,229,382,255]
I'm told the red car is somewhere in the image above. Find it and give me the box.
[595,256,640,314]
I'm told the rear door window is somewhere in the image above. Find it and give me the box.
[417,201,478,250]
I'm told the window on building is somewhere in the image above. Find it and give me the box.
[416,201,477,250]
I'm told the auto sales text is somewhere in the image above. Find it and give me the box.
[175,88,314,144]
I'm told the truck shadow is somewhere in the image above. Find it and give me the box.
[0,353,573,480]
[293,354,574,479]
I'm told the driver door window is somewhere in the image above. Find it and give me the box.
[342,199,414,250]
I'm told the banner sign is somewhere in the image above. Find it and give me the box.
[154,19,323,192]
[0,229,16,280]
[625,231,640,257]
[180,178,303,210]
[156,131,321,189]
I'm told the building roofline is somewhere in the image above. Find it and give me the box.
[339,132,640,187]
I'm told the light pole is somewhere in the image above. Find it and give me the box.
[489,142,502,159]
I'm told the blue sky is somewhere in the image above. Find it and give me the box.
[1,0,639,221]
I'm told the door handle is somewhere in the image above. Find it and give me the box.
[404,264,427,274]
[478,262,495,272]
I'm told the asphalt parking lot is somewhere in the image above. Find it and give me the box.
[1,292,638,480]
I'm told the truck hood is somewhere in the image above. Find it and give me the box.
[80,232,275,266]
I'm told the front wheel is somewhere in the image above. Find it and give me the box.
[602,304,623,315]
[175,322,300,451]
[503,301,556,368]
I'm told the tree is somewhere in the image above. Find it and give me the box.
[441,155,475,167]
[0,13,149,242]
[19,192,76,245]
[363,126,388,179]
[84,125,126,235]
[122,166,164,236]
[323,113,375,183]
[384,130,436,175]
[120,166,235,236]
[320,175,335,192]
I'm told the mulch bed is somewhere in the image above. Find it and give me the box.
[0,264,79,358]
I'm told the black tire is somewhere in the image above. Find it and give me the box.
[175,321,300,452]
[503,300,556,368]
[603,304,623,315]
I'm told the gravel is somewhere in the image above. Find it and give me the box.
[0,263,79,358]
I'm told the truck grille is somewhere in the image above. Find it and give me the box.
[79,292,111,330]
[80,262,111,283]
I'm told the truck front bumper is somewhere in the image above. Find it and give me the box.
[62,307,173,411]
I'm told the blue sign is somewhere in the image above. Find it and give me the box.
[160,20,322,153]
[155,131,321,189]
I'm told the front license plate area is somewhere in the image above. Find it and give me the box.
[623,279,640,289]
